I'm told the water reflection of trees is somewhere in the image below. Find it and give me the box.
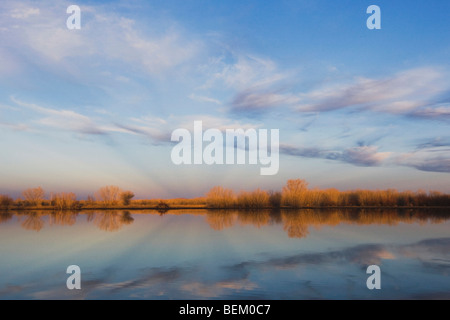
[282,211,311,238]
[49,211,78,226]
[237,210,271,228]
[91,211,135,232]
[21,212,45,231]
[206,210,237,231]
[206,208,450,238]
[206,210,284,231]
[2,209,449,236]
[0,212,14,224]
[1,210,135,232]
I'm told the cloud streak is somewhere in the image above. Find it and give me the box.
[395,149,450,173]
[387,138,450,173]
[282,136,450,173]
[231,89,300,112]
[297,67,450,119]
[281,143,390,167]
[11,97,109,135]
[410,103,450,120]
[10,97,263,146]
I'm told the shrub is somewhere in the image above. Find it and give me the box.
[120,191,135,206]
[237,189,269,208]
[206,186,236,208]
[0,195,14,209]
[51,192,78,210]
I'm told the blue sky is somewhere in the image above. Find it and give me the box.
[0,0,449,199]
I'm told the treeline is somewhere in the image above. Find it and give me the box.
[205,179,450,208]
[1,179,450,211]
[0,186,137,210]
[0,185,207,211]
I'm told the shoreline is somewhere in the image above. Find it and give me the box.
[1,205,450,211]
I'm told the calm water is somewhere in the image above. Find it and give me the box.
[0,209,449,300]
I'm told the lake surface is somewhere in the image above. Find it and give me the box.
[0,209,449,300]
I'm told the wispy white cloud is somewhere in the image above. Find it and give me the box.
[11,97,171,142]
[200,57,450,118]
[10,6,40,19]
[112,123,170,143]
[0,0,200,76]
[12,97,172,140]
[341,146,391,166]
[297,67,449,117]
[200,54,298,112]
[11,97,109,135]
[0,121,29,131]
[231,89,300,111]
[188,93,222,105]
[172,114,261,132]
[213,55,287,90]
[10,97,262,145]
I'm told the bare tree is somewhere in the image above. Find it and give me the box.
[22,187,45,206]
[282,179,309,207]
[95,186,122,206]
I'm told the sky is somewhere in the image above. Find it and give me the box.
[0,0,449,199]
